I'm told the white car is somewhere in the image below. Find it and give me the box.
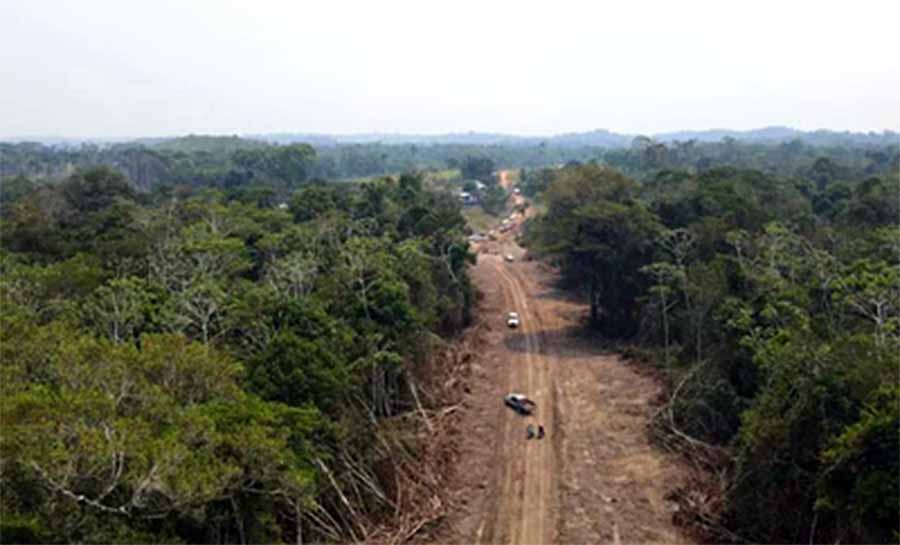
[504,254,515,262]
[506,311,520,328]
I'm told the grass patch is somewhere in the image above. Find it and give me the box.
[425,169,461,183]
[462,206,498,233]
[424,169,462,193]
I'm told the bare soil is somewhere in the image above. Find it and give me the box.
[422,172,691,545]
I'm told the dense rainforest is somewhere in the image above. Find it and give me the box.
[0,165,474,543]
[0,137,596,192]
[525,144,899,543]
[1,134,898,544]
[5,132,896,194]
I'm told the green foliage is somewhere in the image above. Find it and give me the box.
[526,155,900,542]
[1,168,148,262]
[5,135,894,543]
[149,134,270,154]
[232,144,317,187]
[60,166,137,214]
[81,276,155,343]
[2,136,895,196]
[0,311,324,543]
[529,164,662,336]
[289,184,339,222]
[817,385,899,543]
[1,162,473,543]
[245,299,352,413]
[458,156,495,182]
[519,167,555,198]
[0,175,35,214]
[480,184,508,216]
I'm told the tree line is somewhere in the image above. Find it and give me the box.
[0,137,595,192]
[8,134,893,196]
[525,147,899,543]
[0,166,474,543]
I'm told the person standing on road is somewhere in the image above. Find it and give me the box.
[526,424,535,439]
[538,425,545,439]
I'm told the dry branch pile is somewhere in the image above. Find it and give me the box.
[649,365,741,544]
[360,318,489,544]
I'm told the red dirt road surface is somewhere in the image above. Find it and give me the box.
[428,172,690,545]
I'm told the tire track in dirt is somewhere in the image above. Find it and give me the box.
[504,262,556,545]
[503,263,546,545]
[432,171,689,545]
[487,251,555,545]
[488,258,527,544]
[506,260,690,545]
[487,257,522,544]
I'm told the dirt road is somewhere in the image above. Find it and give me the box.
[469,250,555,545]
[429,172,689,544]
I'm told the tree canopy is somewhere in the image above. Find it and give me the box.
[524,157,899,543]
[0,167,474,543]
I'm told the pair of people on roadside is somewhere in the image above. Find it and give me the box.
[526,424,546,440]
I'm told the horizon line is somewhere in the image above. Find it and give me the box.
[2,125,898,143]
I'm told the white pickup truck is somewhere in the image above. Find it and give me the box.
[506,311,520,328]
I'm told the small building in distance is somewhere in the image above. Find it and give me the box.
[459,191,479,205]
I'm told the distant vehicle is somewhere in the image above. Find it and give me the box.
[459,191,478,205]
[504,254,515,262]
[504,393,536,415]
[507,311,520,328]
[513,187,521,195]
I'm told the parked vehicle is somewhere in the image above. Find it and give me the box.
[504,393,536,415]
[506,311,520,328]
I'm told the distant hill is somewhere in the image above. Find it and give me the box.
[547,129,634,148]
[653,126,898,146]
[253,127,897,148]
[140,134,270,153]
[4,127,897,150]
[252,129,631,148]
[251,132,537,147]
[654,126,803,143]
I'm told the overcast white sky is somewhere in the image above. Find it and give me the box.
[1,0,898,138]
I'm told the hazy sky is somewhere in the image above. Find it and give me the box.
[2,0,899,138]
